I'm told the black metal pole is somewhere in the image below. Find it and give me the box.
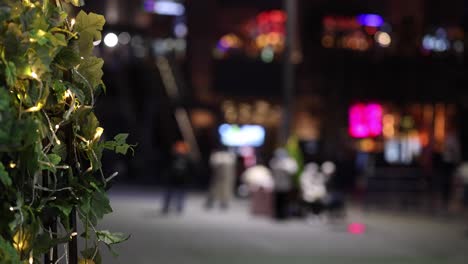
[65,121,78,264]
[281,0,297,146]
[43,174,58,264]
[69,208,78,264]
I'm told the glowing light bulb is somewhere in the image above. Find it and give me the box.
[37,30,46,37]
[64,89,73,99]
[104,33,118,48]
[31,72,38,79]
[71,18,76,28]
[55,124,60,130]
[93,127,104,141]
[375,31,391,47]
[261,47,274,63]
[118,32,131,45]
[24,102,44,112]
[13,228,31,252]
[9,162,16,169]
[56,140,61,145]
[9,207,14,211]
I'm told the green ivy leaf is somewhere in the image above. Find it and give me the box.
[74,11,105,57]
[0,236,21,264]
[103,133,134,155]
[81,112,99,140]
[96,230,130,245]
[0,87,11,111]
[75,56,104,89]
[64,0,86,7]
[53,203,73,218]
[52,143,67,161]
[115,145,129,155]
[51,80,67,101]
[0,163,12,187]
[91,189,112,220]
[69,84,86,104]
[54,46,81,69]
[4,61,16,87]
[114,133,128,143]
[47,153,61,165]
[47,32,67,47]
[33,232,71,256]
[79,188,112,226]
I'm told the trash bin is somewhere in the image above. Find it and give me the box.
[250,187,274,217]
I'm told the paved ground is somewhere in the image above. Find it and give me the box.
[97,186,468,264]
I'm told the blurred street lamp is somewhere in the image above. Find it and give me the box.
[375,31,391,47]
[118,32,131,45]
[104,33,118,48]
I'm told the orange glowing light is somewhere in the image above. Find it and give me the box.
[420,131,430,146]
[383,127,395,138]
[256,34,268,48]
[383,114,394,125]
[321,35,334,48]
[219,34,242,49]
[267,32,282,46]
[434,104,446,147]
[359,139,376,152]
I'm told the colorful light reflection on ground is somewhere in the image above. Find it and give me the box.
[348,222,366,235]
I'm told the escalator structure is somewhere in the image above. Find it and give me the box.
[156,56,201,162]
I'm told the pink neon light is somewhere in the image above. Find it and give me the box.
[348,222,366,234]
[349,103,383,138]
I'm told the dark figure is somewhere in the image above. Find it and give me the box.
[270,149,298,220]
[161,141,191,214]
[440,131,461,209]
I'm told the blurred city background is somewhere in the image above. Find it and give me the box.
[80,0,467,263]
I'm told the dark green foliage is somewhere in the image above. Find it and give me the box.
[0,0,132,262]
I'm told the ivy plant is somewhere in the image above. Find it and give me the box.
[0,0,132,263]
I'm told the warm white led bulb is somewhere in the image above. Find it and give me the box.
[104,33,119,48]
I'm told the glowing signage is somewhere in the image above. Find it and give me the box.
[349,103,383,138]
[357,14,384,27]
[144,0,185,16]
[219,124,266,147]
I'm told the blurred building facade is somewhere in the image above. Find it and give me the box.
[85,0,466,200]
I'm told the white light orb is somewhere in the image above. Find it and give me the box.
[104,33,118,48]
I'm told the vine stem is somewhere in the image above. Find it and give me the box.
[72,69,95,106]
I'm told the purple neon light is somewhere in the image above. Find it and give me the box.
[357,14,384,27]
[144,0,185,16]
[349,103,383,138]
[216,42,229,52]
[144,0,154,12]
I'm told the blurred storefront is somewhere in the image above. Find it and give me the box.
[85,0,466,191]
